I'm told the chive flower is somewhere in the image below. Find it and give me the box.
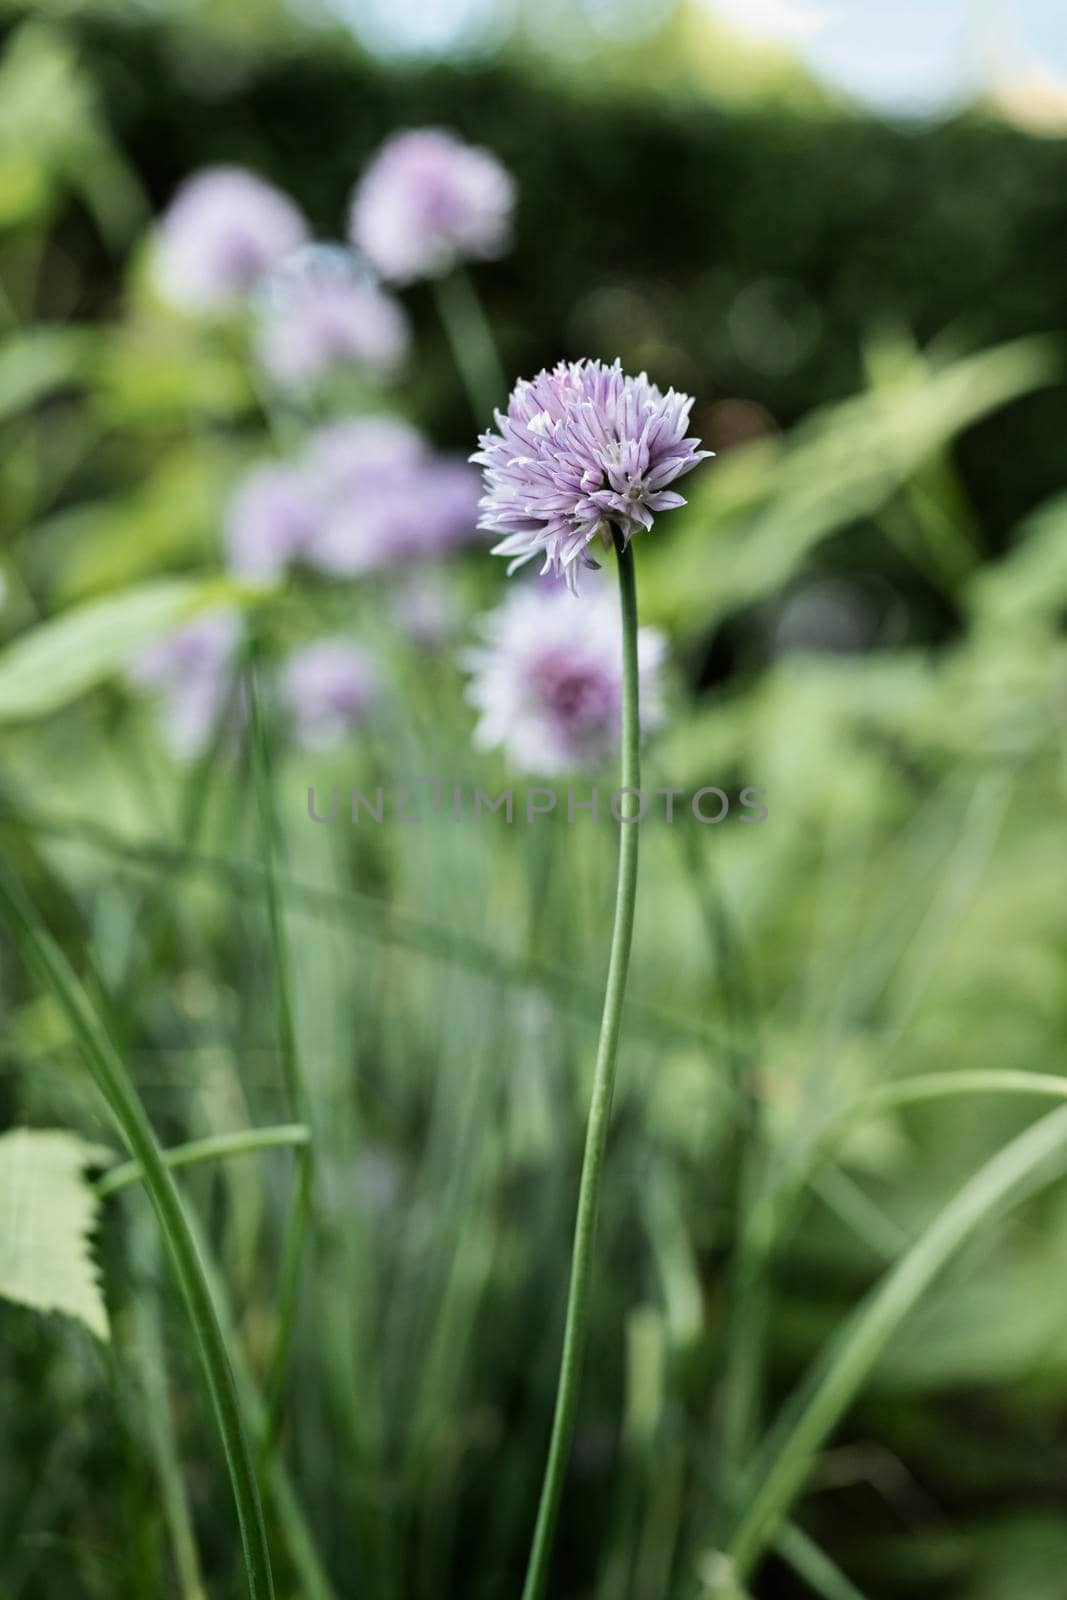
[154,167,307,312]
[255,245,410,391]
[473,358,710,592]
[462,579,666,773]
[127,610,241,757]
[279,639,380,749]
[224,463,318,583]
[349,128,516,285]
[305,418,481,576]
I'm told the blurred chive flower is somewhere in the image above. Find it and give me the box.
[127,610,242,758]
[474,358,710,592]
[304,415,425,489]
[224,463,318,583]
[153,167,308,313]
[220,419,481,585]
[349,127,515,285]
[255,245,410,391]
[462,580,666,773]
[305,419,481,576]
[279,639,380,750]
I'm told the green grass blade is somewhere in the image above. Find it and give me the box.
[247,665,315,1459]
[96,1124,310,1199]
[1,800,733,1060]
[184,1207,339,1600]
[774,1521,869,1600]
[725,1103,1067,1578]
[131,1219,208,1600]
[0,860,275,1600]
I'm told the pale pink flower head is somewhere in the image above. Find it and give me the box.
[462,580,667,774]
[255,245,410,391]
[349,128,515,285]
[154,167,307,312]
[280,639,380,749]
[304,418,480,577]
[128,609,242,758]
[305,415,425,493]
[223,463,319,583]
[473,358,710,593]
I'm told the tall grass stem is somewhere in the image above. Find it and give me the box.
[0,861,275,1600]
[248,665,316,1461]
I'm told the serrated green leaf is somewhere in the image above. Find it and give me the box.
[0,1127,113,1339]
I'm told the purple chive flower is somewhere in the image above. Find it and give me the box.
[256,245,410,391]
[305,415,425,488]
[279,639,380,749]
[304,417,481,576]
[154,168,308,312]
[408,456,484,554]
[128,610,241,759]
[224,463,319,583]
[473,358,710,593]
[349,128,515,285]
[462,580,666,774]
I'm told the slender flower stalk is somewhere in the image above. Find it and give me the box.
[473,356,707,1597]
[433,267,508,424]
[520,529,642,1600]
[248,664,315,1462]
[349,128,515,287]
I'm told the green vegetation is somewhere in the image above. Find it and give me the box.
[3,6,1067,1598]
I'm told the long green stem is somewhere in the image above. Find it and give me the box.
[432,267,507,425]
[248,666,316,1461]
[520,532,642,1600]
[112,687,231,1034]
[0,861,274,1599]
[96,1125,311,1199]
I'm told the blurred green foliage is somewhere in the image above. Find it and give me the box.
[4,6,1067,1600]
[3,1,1066,702]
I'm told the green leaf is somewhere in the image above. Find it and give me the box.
[726,1104,1067,1577]
[643,335,1060,631]
[0,861,276,1594]
[0,21,145,241]
[969,490,1067,627]
[0,578,205,722]
[0,327,98,424]
[93,326,252,429]
[0,1127,112,1339]
[48,448,237,601]
[872,1242,1067,1392]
